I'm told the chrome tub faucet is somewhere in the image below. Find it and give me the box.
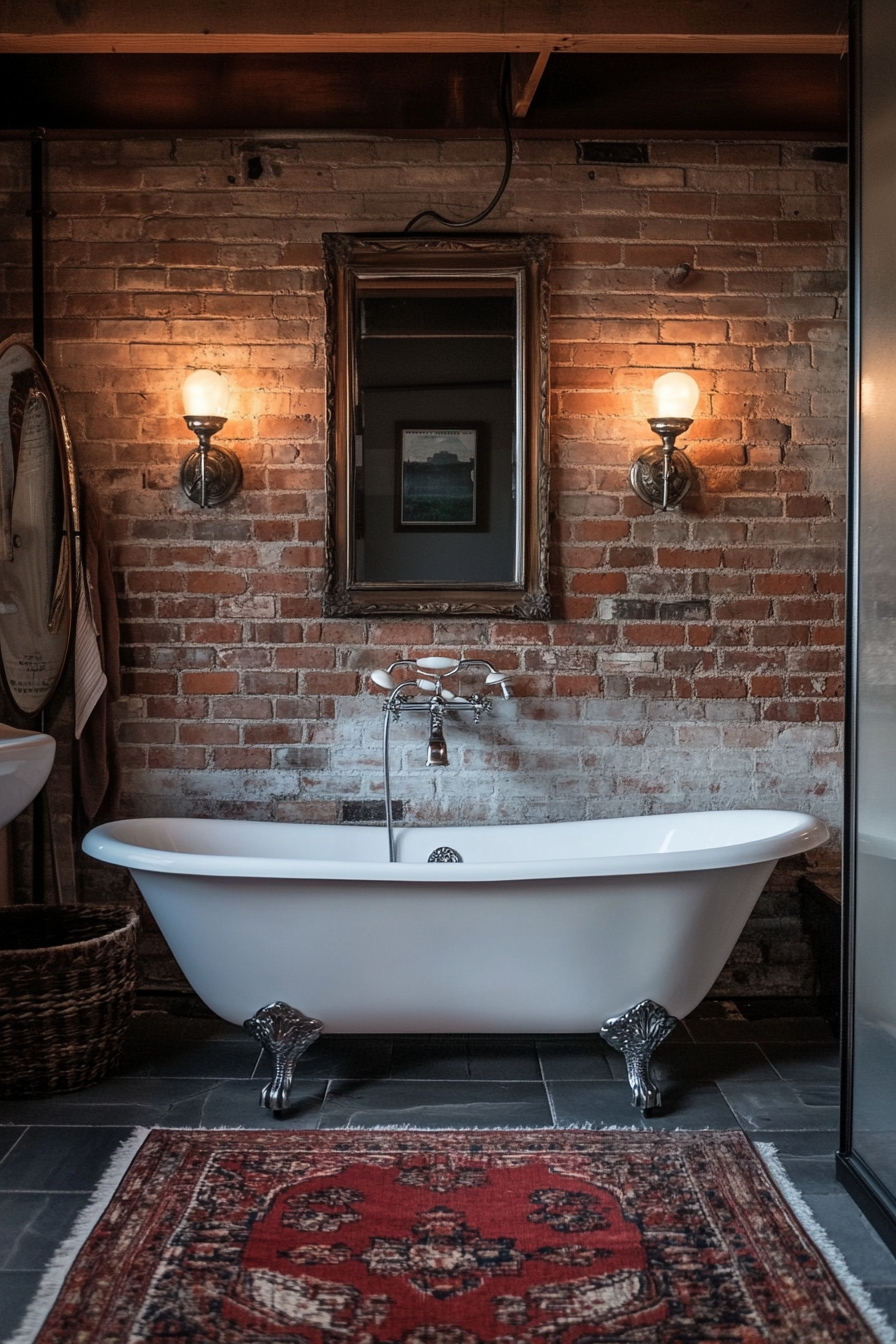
[368,655,514,862]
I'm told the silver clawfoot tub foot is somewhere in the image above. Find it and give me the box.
[600,999,679,1114]
[244,1001,323,1117]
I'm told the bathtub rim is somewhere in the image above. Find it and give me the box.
[82,808,829,883]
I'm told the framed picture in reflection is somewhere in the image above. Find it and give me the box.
[396,424,481,529]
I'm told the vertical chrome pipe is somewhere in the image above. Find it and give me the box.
[382,705,396,863]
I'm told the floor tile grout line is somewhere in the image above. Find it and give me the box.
[0,1129,29,1170]
[0,1188,101,1196]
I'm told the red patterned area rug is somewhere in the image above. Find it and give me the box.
[23,1129,885,1343]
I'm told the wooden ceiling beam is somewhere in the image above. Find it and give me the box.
[0,0,849,55]
[0,33,849,55]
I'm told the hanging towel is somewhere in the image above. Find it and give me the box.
[76,482,121,823]
[74,559,106,739]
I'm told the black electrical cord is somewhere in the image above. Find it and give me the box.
[403,55,513,232]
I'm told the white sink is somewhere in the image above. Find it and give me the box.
[0,723,56,828]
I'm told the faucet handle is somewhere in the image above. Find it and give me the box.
[416,656,460,673]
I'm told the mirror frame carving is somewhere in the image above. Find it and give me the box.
[322,233,551,618]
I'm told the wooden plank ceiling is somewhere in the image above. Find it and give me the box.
[0,0,849,136]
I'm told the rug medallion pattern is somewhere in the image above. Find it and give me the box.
[33,1129,876,1343]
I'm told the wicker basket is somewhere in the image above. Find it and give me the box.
[0,905,138,1097]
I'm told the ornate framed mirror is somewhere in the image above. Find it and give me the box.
[323,234,551,617]
[0,338,78,718]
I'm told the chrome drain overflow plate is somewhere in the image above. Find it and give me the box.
[428,846,463,863]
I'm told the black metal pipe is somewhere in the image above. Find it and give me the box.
[29,152,47,902]
[30,131,45,360]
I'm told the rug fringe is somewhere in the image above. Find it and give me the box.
[337,1122,691,1132]
[755,1142,896,1344]
[4,1127,149,1344]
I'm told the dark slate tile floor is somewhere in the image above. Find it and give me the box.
[1,997,895,1341]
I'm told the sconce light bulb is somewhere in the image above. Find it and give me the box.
[182,369,230,419]
[652,372,699,420]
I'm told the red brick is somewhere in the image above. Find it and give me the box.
[212,697,272,720]
[648,193,714,215]
[181,671,239,694]
[552,624,616,645]
[118,722,176,744]
[657,549,721,569]
[268,644,333,672]
[556,674,599,696]
[179,724,240,745]
[148,746,206,769]
[632,676,674,697]
[716,600,771,620]
[754,573,814,595]
[750,676,785,697]
[625,624,685,646]
[573,520,630,542]
[790,675,844,698]
[570,573,627,594]
[371,623,435,646]
[213,747,271,769]
[244,724,298,744]
[185,572,247,595]
[777,599,835,621]
[304,672,359,695]
[812,625,846,646]
[785,496,832,518]
[183,622,242,644]
[721,550,775,570]
[694,677,748,698]
[157,597,216,619]
[763,701,817,722]
[753,625,810,646]
[145,697,208,720]
[128,570,183,593]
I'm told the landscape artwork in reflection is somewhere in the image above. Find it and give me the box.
[400,428,476,526]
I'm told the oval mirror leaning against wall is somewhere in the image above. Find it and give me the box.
[0,338,78,718]
[323,234,551,617]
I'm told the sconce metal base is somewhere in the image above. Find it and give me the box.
[181,415,242,508]
[630,417,694,511]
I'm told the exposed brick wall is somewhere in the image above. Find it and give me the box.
[0,135,847,995]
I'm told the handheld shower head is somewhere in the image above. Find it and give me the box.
[370,669,397,691]
[485,670,514,699]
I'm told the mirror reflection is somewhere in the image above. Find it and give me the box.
[355,284,517,584]
[324,235,550,617]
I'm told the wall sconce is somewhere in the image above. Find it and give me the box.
[181,369,242,508]
[629,372,700,511]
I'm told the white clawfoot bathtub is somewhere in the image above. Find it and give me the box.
[84,808,826,1112]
